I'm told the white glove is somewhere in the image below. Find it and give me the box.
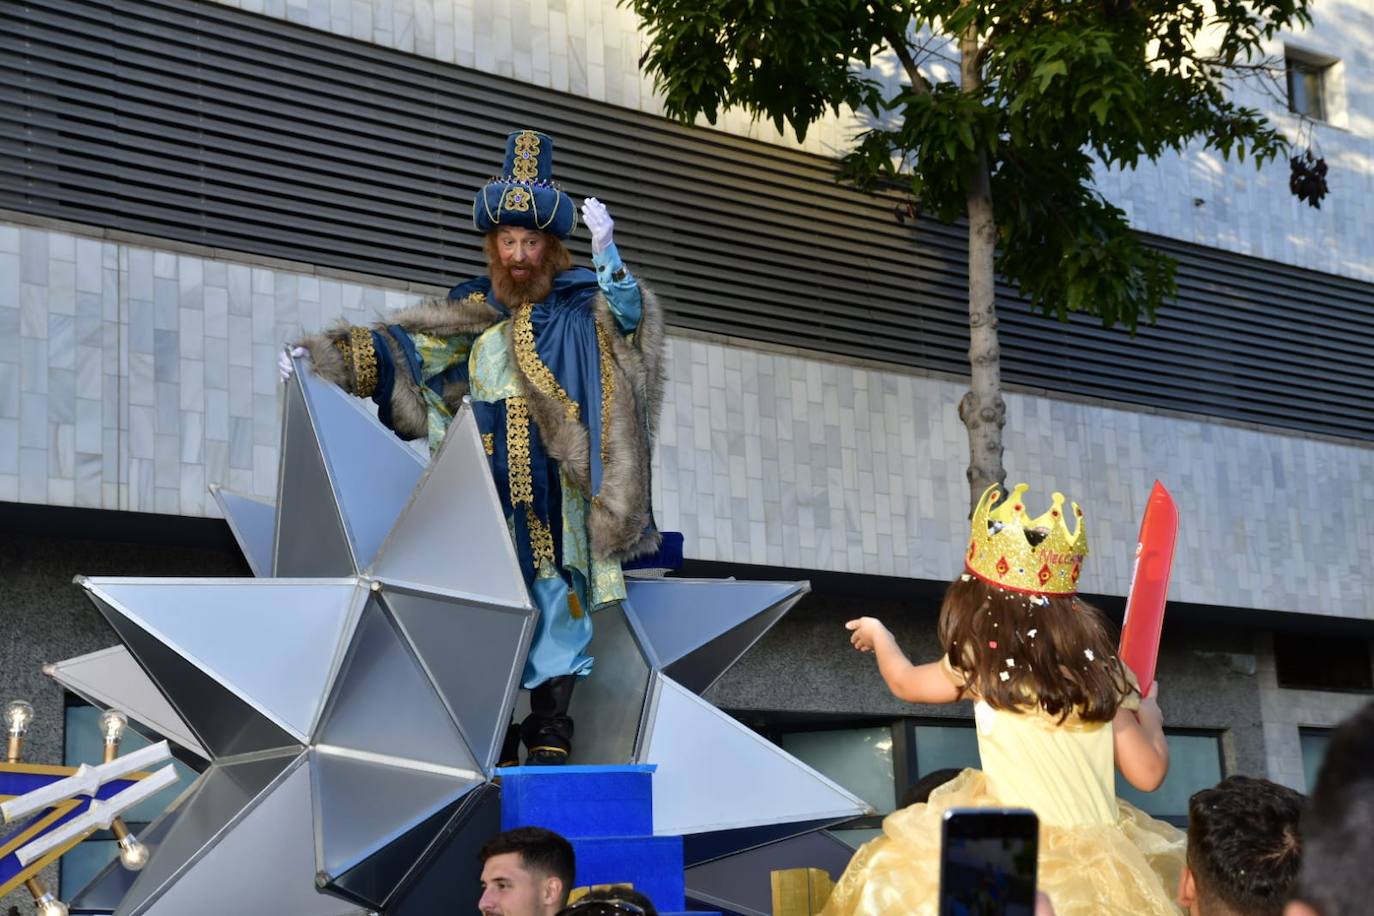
[581,197,615,256]
[278,346,308,382]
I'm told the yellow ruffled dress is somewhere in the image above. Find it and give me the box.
[822,666,1185,916]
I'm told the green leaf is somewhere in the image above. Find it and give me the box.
[957,121,975,151]
[1033,60,1068,92]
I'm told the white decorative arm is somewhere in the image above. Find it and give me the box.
[16,764,179,866]
[0,740,173,823]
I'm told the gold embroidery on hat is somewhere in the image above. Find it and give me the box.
[502,186,532,212]
[511,131,541,182]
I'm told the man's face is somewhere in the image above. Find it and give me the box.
[495,227,548,283]
[478,852,562,916]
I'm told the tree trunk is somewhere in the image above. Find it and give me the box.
[956,24,1006,513]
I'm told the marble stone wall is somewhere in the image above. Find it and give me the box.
[202,0,1374,282]
[6,217,1374,623]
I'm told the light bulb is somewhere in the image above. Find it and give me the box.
[34,892,68,916]
[117,833,150,871]
[3,699,33,736]
[99,708,128,744]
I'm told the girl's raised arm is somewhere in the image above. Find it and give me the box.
[847,617,962,705]
[1113,681,1170,791]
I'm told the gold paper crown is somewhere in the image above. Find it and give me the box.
[964,483,1088,596]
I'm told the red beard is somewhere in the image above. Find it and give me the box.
[488,256,558,307]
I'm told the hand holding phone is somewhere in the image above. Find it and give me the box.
[939,808,1039,916]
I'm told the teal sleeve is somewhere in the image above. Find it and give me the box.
[591,242,642,334]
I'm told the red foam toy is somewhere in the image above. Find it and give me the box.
[1118,481,1179,693]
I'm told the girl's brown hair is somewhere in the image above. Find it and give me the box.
[937,575,1136,722]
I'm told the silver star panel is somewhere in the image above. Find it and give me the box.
[642,675,868,836]
[67,354,864,912]
[273,354,426,577]
[567,579,869,842]
[208,485,274,579]
[72,359,537,915]
[43,646,209,762]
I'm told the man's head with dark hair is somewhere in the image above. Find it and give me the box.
[1179,775,1303,916]
[1286,700,1374,916]
[479,826,576,916]
[557,886,658,916]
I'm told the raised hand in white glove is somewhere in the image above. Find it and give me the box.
[278,346,308,382]
[581,197,615,256]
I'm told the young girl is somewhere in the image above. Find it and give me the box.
[822,483,1185,916]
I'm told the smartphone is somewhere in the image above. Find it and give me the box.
[938,807,1039,916]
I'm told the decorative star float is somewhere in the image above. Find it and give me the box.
[50,356,865,915]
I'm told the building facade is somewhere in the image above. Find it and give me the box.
[2,0,1373,902]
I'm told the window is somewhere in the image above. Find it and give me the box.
[1274,634,1372,693]
[776,718,982,849]
[782,726,897,816]
[1286,51,1335,120]
[1116,730,1225,826]
[59,701,200,899]
[1300,728,1331,794]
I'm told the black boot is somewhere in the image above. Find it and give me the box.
[496,722,522,768]
[521,675,576,765]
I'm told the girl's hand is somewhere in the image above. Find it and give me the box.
[845,617,891,653]
[1138,681,1163,725]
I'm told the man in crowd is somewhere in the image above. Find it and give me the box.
[479,826,576,916]
[1178,775,1303,916]
[1284,700,1374,916]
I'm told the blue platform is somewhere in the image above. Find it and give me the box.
[498,765,717,915]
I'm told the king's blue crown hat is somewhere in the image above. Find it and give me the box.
[472,129,578,239]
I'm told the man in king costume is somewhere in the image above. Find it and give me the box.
[283,130,667,764]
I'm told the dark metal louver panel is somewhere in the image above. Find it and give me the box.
[2,0,1372,440]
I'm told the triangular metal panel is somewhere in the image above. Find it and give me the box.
[115,752,298,916]
[44,645,209,760]
[370,405,529,607]
[642,675,869,837]
[274,373,356,577]
[90,589,301,760]
[684,826,857,915]
[314,758,483,911]
[68,803,181,915]
[323,794,466,910]
[624,578,809,695]
[565,603,653,765]
[81,577,364,743]
[383,586,535,774]
[386,783,503,916]
[683,821,858,871]
[317,597,480,775]
[209,485,276,578]
[311,749,481,886]
[293,353,426,571]
[120,755,361,916]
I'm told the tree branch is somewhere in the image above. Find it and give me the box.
[884,25,932,95]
